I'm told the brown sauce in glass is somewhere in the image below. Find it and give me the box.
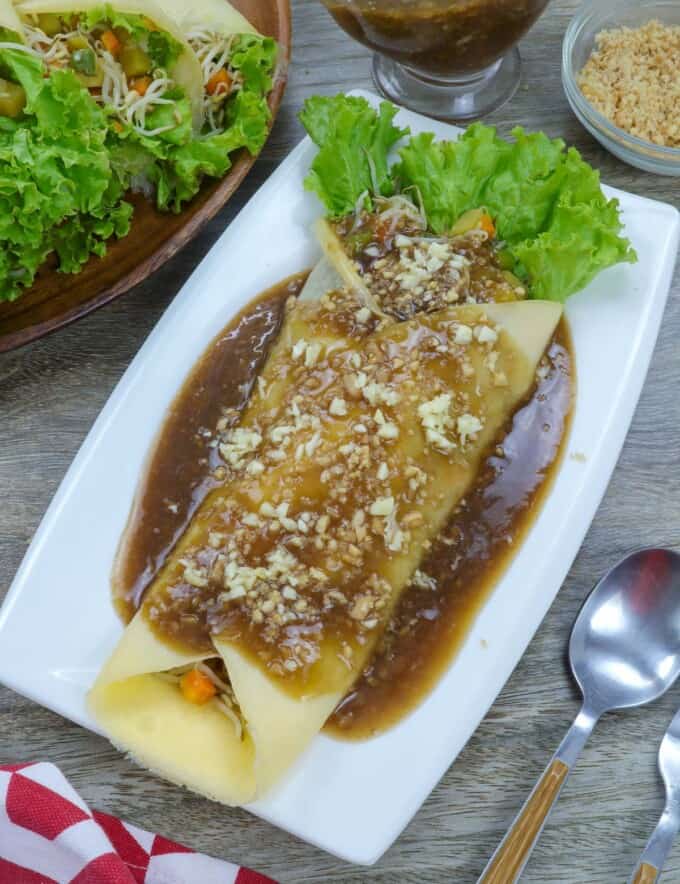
[113,274,573,738]
[322,0,550,78]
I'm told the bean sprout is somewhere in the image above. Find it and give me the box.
[22,22,177,137]
[185,28,242,133]
[158,661,245,741]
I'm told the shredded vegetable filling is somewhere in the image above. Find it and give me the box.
[23,20,177,137]
[186,28,243,132]
[0,39,40,56]
[160,661,244,740]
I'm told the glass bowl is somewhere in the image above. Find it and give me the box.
[562,0,680,176]
[319,0,551,121]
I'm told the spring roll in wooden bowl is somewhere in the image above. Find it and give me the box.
[0,0,289,351]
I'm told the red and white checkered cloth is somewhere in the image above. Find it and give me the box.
[0,763,277,884]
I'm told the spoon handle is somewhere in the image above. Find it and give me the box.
[478,705,599,884]
[630,802,680,884]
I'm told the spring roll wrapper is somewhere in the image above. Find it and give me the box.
[0,0,24,34]
[15,0,204,128]
[157,0,257,36]
[90,271,561,804]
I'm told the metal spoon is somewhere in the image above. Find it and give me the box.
[479,547,680,884]
[630,707,680,883]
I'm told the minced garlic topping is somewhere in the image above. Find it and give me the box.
[418,394,455,453]
[362,234,472,316]
[219,427,262,469]
[331,201,526,318]
[147,289,507,677]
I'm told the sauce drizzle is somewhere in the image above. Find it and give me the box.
[328,330,571,737]
[112,273,573,738]
[112,276,299,622]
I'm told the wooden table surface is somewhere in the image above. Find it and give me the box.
[2,2,680,881]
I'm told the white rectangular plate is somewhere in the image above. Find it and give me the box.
[1,91,678,866]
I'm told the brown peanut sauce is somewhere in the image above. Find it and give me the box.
[112,272,573,739]
[332,212,526,318]
[328,326,571,737]
[111,275,302,622]
[321,0,550,79]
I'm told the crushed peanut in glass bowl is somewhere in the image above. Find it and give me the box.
[562,0,680,176]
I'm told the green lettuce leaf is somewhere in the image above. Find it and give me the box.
[230,34,277,96]
[108,90,270,212]
[510,183,635,302]
[299,95,408,217]
[0,46,131,300]
[140,88,193,146]
[395,123,636,301]
[147,29,182,71]
[51,199,133,273]
[396,125,572,239]
[395,125,502,233]
[161,91,270,208]
[471,128,566,242]
[82,6,183,69]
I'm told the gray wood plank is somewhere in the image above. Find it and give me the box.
[1,1,679,881]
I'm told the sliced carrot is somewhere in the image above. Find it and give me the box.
[479,211,496,238]
[451,207,497,237]
[179,668,217,705]
[206,67,232,96]
[130,75,152,96]
[101,29,121,57]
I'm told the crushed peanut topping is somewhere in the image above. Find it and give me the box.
[146,287,511,686]
[577,20,680,149]
[331,201,526,318]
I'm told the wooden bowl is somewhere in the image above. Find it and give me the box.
[0,0,291,353]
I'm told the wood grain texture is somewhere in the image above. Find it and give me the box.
[0,0,291,352]
[481,759,569,884]
[1,2,679,882]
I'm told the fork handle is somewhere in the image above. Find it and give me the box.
[630,803,680,884]
[478,705,599,884]
[631,864,658,884]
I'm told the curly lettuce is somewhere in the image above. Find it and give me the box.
[299,95,636,302]
[300,95,408,217]
[395,123,637,301]
[107,34,276,212]
[230,35,277,96]
[82,6,184,69]
[0,43,131,301]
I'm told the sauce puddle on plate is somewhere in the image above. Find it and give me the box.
[112,272,573,739]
